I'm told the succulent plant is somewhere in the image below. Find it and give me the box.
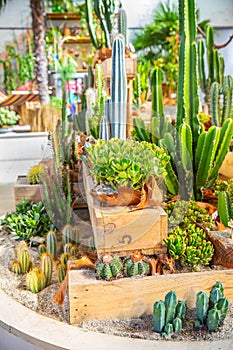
[153,291,186,336]
[40,252,53,287]
[95,254,123,280]
[19,248,31,274]
[26,268,46,293]
[56,263,66,283]
[27,164,45,184]
[195,281,229,332]
[218,191,233,227]
[11,260,22,275]
[38,243,47,256]
[85,138,169,191]
[164,224,214,268]
[62,224,80,245]
[0,107,20,127]
[123,253,150,277]
[46,230,57,259]
[60,252,70,269]
[64,242,73,254]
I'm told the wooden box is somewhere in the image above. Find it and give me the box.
[14,176,43,205]
[101,57,137,81]
[69,268,233,325]
[83,165,168,256]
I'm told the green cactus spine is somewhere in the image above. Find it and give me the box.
[222,75,233,123]
[196,291,209,324]
[164,291,177,324]
[110,34,127,139]
[46,230,57,259]
[56,263,66,283]
[118,7,127,46]
[206,309,221,332]
[218,191,232,227]
[133,73,142,109]
[19,248,31,274]
[206,26,215,84]
[153,301,166,333]
[38,243,46,256]
[198,40,207,94]
[41,253,53,287]
[11,260,22,274]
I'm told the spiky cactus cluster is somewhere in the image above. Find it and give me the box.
[153,291,186,336]
[95,254,123,280]
[164,224,214,269]
[195,281,229,332]
[26,268,46,293]
[123,253,150,277]
[11,241,32,275]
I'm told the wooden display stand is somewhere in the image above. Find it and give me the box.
[68,268,233,325]
[14,176,43,205]
[83,165,168,257]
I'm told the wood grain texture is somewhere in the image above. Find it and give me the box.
[69,268,233,325]
[83,165,168,256]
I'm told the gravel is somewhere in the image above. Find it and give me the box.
[1,229,233,343]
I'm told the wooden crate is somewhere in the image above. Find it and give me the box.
[83,165,168,256]
[14,176,43,205]
[69,268,233,325]
[101,57,137,81]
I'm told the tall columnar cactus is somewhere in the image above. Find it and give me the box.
[41,252,53,287]
[218,191,232,227]
[110,34,127,139]
[118,6,127,46]
[19,248,31,274]
[56,263,66,283]
[151,67,164,118]
[46,230,57,259]
[132,73,142,109]
[195,281,229,332]
[153,291,186,336]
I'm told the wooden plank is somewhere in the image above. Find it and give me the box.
[69,268,233,325]
[82,165,168,256]
[14,176,43,205]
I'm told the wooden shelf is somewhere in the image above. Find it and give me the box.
[46,13,81,20]
[49,37,91,44]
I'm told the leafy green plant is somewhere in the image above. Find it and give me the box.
[164,223,214,269]
[0,107,20,127]
[1,199,55,241]
[195,281,229,332]
[85,138,169,190]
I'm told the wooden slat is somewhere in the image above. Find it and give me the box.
[14,176,42,205]
[69,268,233,325]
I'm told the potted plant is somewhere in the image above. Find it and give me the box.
[0,107,20,132]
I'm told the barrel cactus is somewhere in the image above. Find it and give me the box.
[95,254,123,280]
[123,252,150,277]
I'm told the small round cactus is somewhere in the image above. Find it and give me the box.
[95,254,123,280]
[38,243,47,256]
[27,164,45,184]
[11,260,22,274]
[56,263,66,283]
[123,252,150,277]
[26,268,46,293]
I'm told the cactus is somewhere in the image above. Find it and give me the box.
[46,230,57,259]
[16,240,28,261]
[38,243,46,256]
[164,291,177,324]
[218,191,232,227]
[109,34,127,139]
[222,76,233,123]
[118,6,127,46]
[132,73,141,109]
[56,263,66,283]
[153,291,186,336]
[151,67,164,119]
[11,260,22,275]
[123,253,149,278]
[210,82,220,126]
[95,254,123,280]
[27,164,44,184]
[60,252,70,269]
[195,291,209,325]
[40,252,53,287]
[19,248,31,274]
[153,301,166,333]
[64,242,73,254]
[62,224,80,245]
[195,282,229,332]
[70,245,79,257]
[26,268,46,293]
